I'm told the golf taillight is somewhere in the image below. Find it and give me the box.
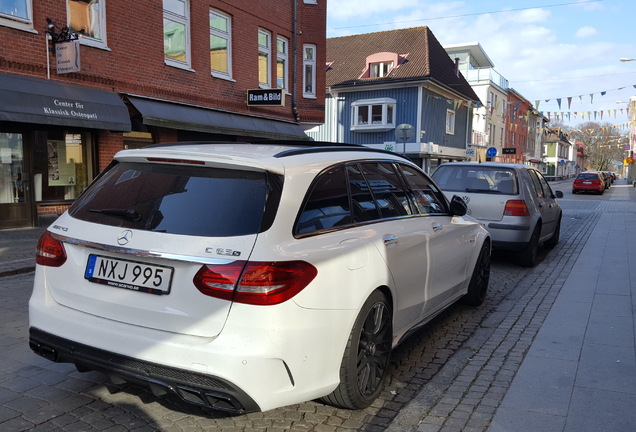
[35,231,67,267]
[503,200,530,217]
[193,260,318,305]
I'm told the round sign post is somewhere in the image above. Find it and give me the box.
[486,147,497,159]
[395,124,415,156]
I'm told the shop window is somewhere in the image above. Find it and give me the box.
[0,133,24,204]
[0,0,32,31]
[210,9,232,79]
[33,132,94,203]
[351,98,396,132]
[68,0,107,49]
[163,0,191,69]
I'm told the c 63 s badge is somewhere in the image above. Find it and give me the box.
[206,247,241,257]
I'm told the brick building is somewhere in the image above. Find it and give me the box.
[0,0,326,228]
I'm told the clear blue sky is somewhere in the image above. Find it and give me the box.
[327,0,636,131]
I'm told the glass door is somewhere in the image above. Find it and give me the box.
[0,133,31,228]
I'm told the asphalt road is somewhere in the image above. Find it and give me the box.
[1,178,610,432]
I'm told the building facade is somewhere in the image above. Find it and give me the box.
[0,0,326,228]
[307,27,481,174]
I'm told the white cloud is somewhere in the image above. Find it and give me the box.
[575,26,598,38]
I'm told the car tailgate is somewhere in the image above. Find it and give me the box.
[443,191,507,221]
[41,216,257,339]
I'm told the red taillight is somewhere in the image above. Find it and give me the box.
[35,231,67,267]
[193,260,318,305]
[503,200,530,217]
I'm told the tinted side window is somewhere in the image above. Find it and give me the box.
[527,169,546,198]
[532,169,554,198]
[358,162,412,218]
[69,162,274,237]
[295,166,352,235]
[348,164,381,222]
[399,165,447,215]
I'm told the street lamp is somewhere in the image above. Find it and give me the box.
[620,58,635,62]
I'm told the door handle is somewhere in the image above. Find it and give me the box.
[383,236,399,245]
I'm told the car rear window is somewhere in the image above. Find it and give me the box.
[68,161,280,237]
[432,165,518,195]
[577,173,599,180]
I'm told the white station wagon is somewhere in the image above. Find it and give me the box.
[29,142,490,413]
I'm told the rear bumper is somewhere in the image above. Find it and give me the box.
[29,327,259,413]
[486,222,532,251]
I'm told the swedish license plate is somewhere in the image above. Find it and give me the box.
[85,254,173,295]
[583,181,592,184]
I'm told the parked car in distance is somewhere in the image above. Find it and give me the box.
[29,141,491,414]
[431,162,563,267]
[572,171,605,195]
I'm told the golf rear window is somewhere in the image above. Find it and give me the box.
[69,161,278,237]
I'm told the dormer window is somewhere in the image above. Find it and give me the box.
[359,52,408,79]
[370,61,393,78]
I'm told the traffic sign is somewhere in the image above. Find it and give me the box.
[486,147,497,158]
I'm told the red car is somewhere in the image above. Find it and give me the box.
[572,172,605,194]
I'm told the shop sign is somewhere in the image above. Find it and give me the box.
[56,40,81,74]
[247,89,285,106]
[502,148,516,154]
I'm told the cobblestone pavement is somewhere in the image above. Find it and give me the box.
[0,182,611,431]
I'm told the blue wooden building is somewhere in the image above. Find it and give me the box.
[307,27,481,173]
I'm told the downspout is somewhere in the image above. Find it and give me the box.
[292,0,300,122]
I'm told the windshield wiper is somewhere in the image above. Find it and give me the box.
[90,208,142,222]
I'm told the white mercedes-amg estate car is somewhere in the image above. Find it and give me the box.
[29,142,490,413]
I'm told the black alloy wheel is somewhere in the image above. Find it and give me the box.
[322,290,392,409]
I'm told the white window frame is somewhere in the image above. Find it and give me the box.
[351,98,396,132]
[67,0,108,49]
[303,44,317,98]
[276,36,289,91]
[370,61,393,78]
[0,0,34,32]
[446,109,456,135]
[163,0,192,70]
[258,29,271,88]
[303,0,317,4]
[209,9,232,80]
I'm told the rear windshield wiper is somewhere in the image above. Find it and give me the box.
[89,208,142,222]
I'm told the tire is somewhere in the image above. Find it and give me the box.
[518,225,540,267]
[321,291,392,409]
[544,216,561,249]
[461,241,490,306]
[572,190,577,194]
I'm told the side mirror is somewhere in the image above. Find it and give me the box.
[554,190,564,198]
[449,195,467,216]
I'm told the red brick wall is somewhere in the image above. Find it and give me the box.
[0,1,326,126]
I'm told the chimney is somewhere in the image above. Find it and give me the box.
[454,58,460,77]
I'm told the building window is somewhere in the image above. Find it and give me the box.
[209,9,231,79]
[276,36,288,90]
[370,61,393,78]
[303,44,316,98]
[351,98,396,132]
[446,109,455,135]
[163,0,191,68]
[68,0,106,48]
[0,0,32,30]
[258,29,271,88]
[303,0,317,3]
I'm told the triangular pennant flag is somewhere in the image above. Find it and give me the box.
[557,98,562,109]
[601,91,606,96]
[589,94,594,103]
[567,97,572,109]
[535,100,541,109]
